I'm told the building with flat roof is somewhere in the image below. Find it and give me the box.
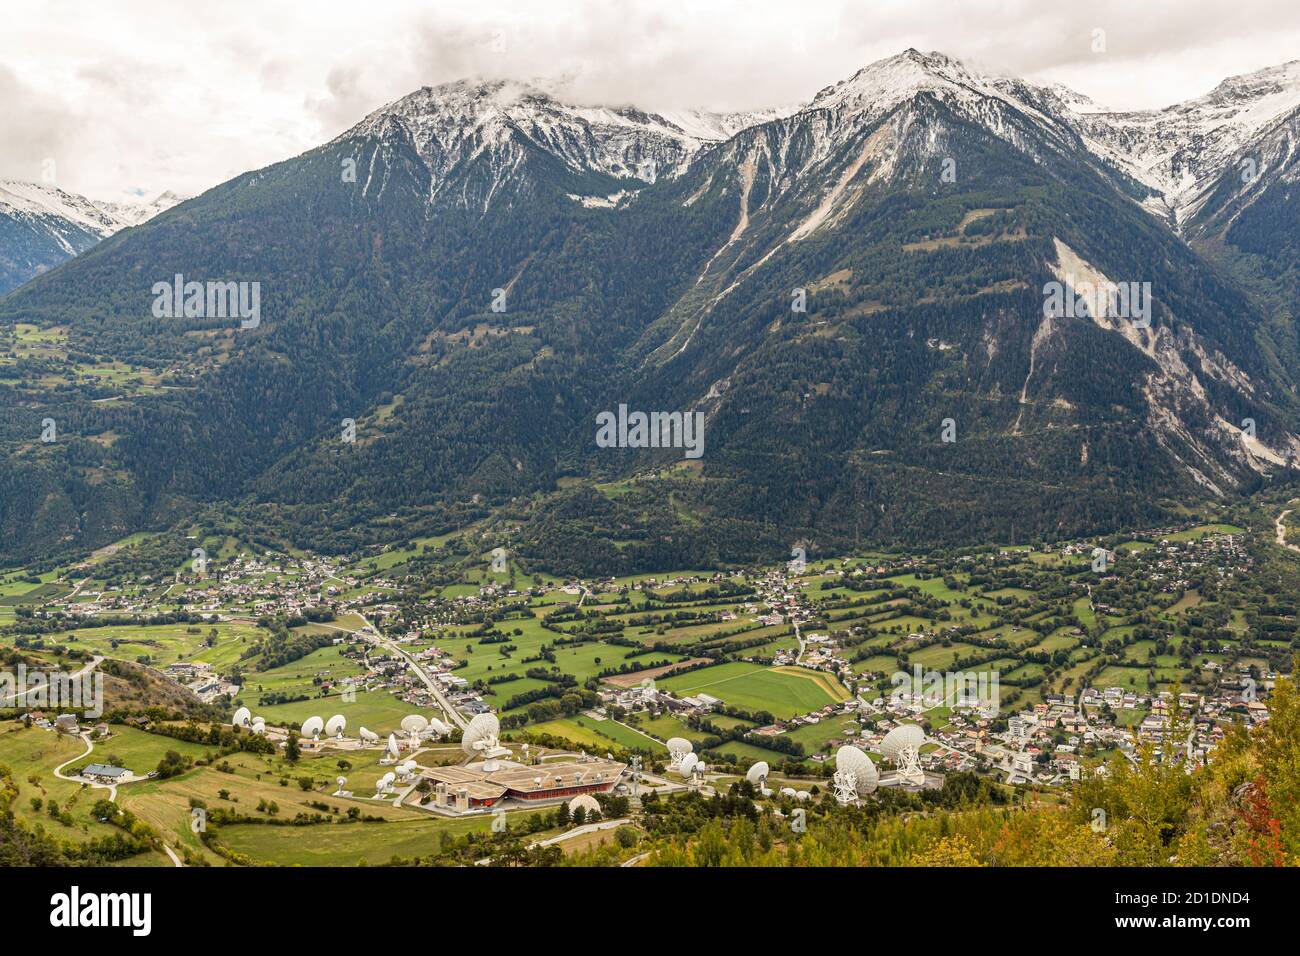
[420,758,626,815]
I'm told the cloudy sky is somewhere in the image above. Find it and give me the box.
[4,0,1298,202]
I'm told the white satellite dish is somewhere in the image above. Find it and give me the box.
[386,733,400,757]
[880,724,927,786]
[462,713,501,754]
[300,715,324,740]
[677,753,699,778]
[232,706,252,728]
[324,714,347,738]
[568,794,601,817]
[832,745,879,804]
[462,713,510,767]
[666,737,693,772]
[400,714,428,734]
[359,727,379,743]
[745,761,770,786]
[428,718,451,738]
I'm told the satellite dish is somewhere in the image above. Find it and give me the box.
[461,713,501,756]
[428,718,451,738]
[300,715,324,740]
[232,707,252,728]
[677,753,699,777]
[568,794,601,817]
[880,724,926,759]
[336,776,347,787]
[324,714,346,738]
[745,761,770,786]
[833,745,879,802]
[386,733,400,757]
[400,714,428,734]
[880,724,927,786]
[359,727,379,743]
[667,737,693,772]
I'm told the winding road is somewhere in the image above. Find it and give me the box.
[1276,509,1299,553]
[50,731,183,866]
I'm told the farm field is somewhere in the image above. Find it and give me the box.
[656,662,848,720]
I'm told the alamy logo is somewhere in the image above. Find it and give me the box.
[152,274,261,329]
[49,886,151,936]
[595,404,704,459]
[0,665,103,717]
[1043,276,1151,329]
[890,664,999,717]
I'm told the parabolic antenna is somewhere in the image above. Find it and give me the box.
[880,724,926,760]
[832,745,879,804]
[300,715,324,739]
[428,718,451,738]
[232,706,252,728]
[400,714,428,734]
[667,737,693,772]
[880,724,927,786]
[386,733,400,757]
[745,761,770,786]
[325,714,346,737]
[568,794,600,816]
[461,713,501,755]
[359,727,379,743]
[250,719,266,736]
[677,753,699,777]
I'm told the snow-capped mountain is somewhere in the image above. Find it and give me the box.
[6,48,1300,567]
[338,78,788,208]
[1035,60,1300,227]
[0,181,184,294]
[326,51,1300,234]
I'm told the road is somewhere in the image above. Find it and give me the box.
[50,730,184,866]
[322,614,467,731]
[1277,509,1299,553]
[531,816,630,847]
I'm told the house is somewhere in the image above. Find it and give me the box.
[53,714,79,734]
[81,763,129,783]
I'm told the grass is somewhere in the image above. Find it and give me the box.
[250,689,419,735]
[656,662,847,720]
[526,715,663,752]
[0,724,123,843]
[215,809,547,865]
